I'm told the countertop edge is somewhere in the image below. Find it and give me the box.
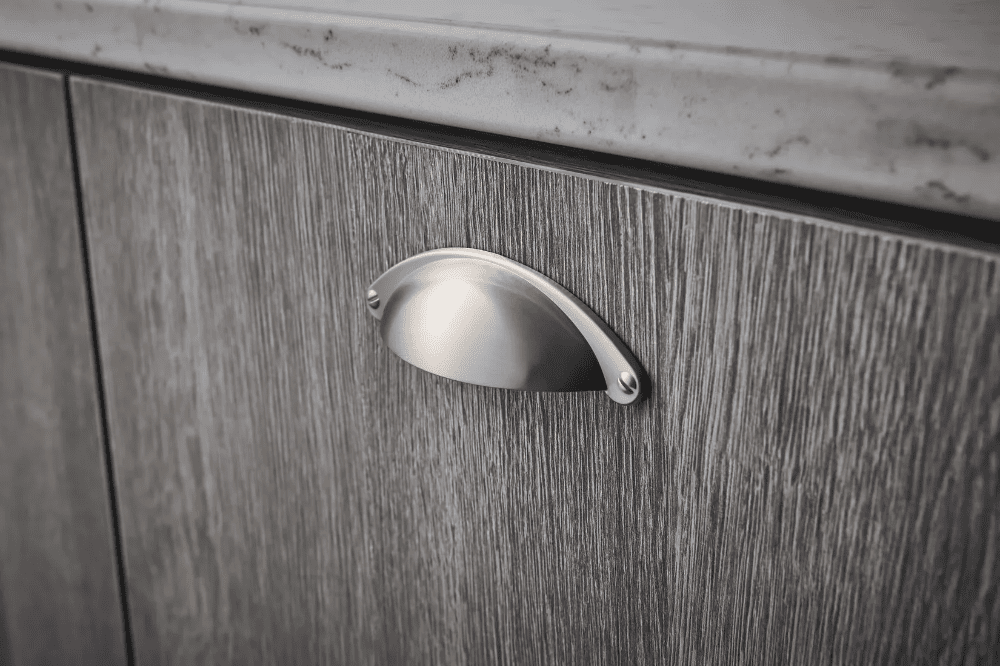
[3,0,998,220]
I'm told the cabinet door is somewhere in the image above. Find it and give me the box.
[71,76,1000,665]
[0,64,127,666]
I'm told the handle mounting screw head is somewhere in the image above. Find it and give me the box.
[617,371,638,395]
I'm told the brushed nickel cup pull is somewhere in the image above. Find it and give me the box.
[365,248,646,404]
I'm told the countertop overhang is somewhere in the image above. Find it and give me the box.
[3,0,998,220]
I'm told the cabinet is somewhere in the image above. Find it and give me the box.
[65,76,1000,664]
[1,58,999,664]
[0,63,126,666]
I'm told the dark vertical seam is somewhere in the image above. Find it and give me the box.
[63,73,137,666]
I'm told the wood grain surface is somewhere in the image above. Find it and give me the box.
[0,64,127,666]
[71,76,1000,665]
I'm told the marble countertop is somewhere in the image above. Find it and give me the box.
[2,0,998,219]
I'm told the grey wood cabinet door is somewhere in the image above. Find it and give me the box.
[71,76,1000,665]
[0,64,127,666]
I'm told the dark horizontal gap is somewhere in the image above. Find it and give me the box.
[4,47,997,251]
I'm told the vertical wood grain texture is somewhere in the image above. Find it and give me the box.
[71,77,1000,665]
[0,64,127,666]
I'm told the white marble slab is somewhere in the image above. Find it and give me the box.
[2,0,998,219]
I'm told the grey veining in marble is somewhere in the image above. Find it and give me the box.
[1,0,998,219]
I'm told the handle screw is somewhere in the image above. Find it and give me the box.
[366,289,380,309]
[617,371,638,394]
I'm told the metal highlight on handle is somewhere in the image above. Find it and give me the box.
[365,248,647,404]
